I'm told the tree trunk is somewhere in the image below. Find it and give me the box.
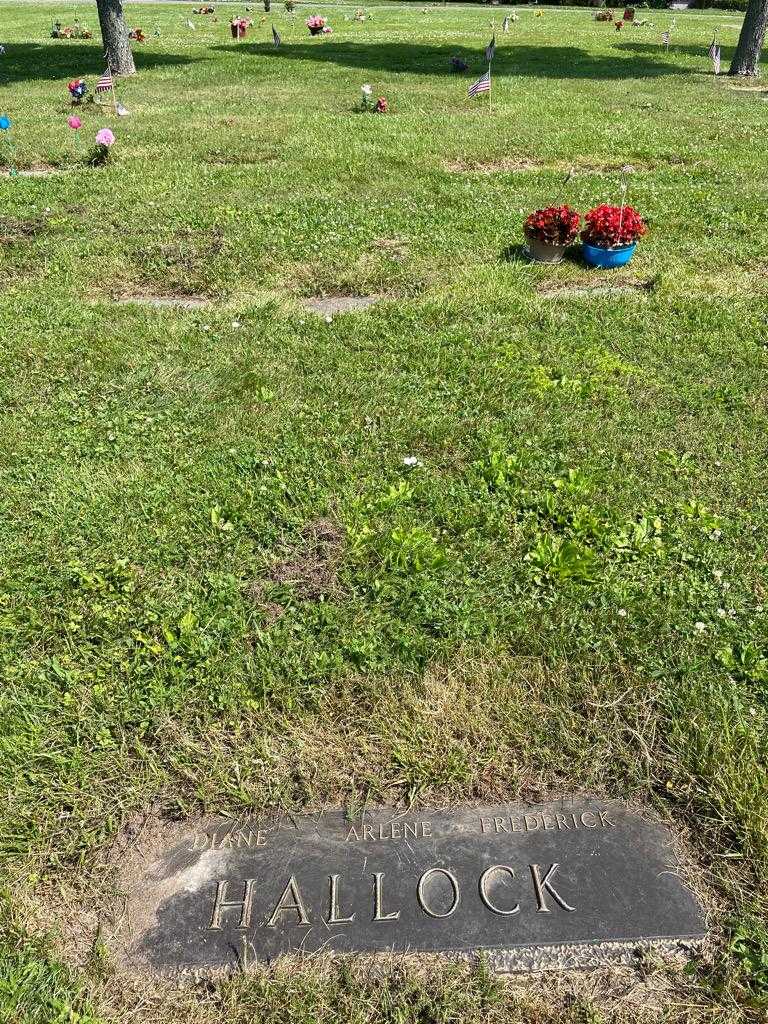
[96,0,136,76]
[729,0,768,76]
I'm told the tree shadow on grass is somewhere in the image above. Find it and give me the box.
[212,40,691,79]
[615,41,735,60]
[0,43,202,87]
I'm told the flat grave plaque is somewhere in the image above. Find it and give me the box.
[114,800,705,972]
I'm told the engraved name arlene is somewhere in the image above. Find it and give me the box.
[207,863,576,931]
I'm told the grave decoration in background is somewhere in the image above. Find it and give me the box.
[231,16,252,38]
[450,55,469,72]
[595,9,614,21]
[306,14,327,35]
[374,96,388,113]
[285,0,297,10]
[89,128,115,167]
[192,6,216,13]
[68,78,88,105]
[128,28,146,42]
[51,20,93,39]
[0,115,15,174]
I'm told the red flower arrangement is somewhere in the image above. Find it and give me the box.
[581,203,647,249]
[374,96,389,113]
[524,205,581,246]
[306,15,326,33]
[230,16,251,38]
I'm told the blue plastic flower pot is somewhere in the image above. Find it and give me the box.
[582,241,637,269]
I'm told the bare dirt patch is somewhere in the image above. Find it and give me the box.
[372,237,409,261]
[445,156,544,174]
[0,215,46,245]
[4,163,68,178]
[247,517,346,619]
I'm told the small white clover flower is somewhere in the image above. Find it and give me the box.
[617,608,627,618]
[402,456,422,468]
[716,608,726,618]
[694,621,706,633]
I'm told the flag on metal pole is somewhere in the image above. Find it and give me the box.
[95,68,113,93]
[468,68,491,97]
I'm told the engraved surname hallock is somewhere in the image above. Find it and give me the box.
[344,820,432,842]
[205,863,575,931]
[478,809,615,835]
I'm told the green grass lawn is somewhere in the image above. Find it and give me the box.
[1,1,767,1021]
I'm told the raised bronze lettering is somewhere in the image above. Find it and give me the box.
[328,874,355,924]
[417,868,461,919]
[373,872,400,921]
[266,876,311,927]
[209,878,256,930]
[479,865,520,916]
[529,863,576,914]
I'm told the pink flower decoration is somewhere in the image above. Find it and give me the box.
[67,115,82,130]
[95,128,115,146]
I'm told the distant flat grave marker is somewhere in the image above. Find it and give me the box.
[111,801,705,973]
[301,296,379,316]
[113,295,210,310]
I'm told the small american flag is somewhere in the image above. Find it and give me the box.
[707,36,718,59]
[661,30,670,47]
[711,44,721,74]
[468,68,491,98]
[95,68,113,93]
[272,24,281,46]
